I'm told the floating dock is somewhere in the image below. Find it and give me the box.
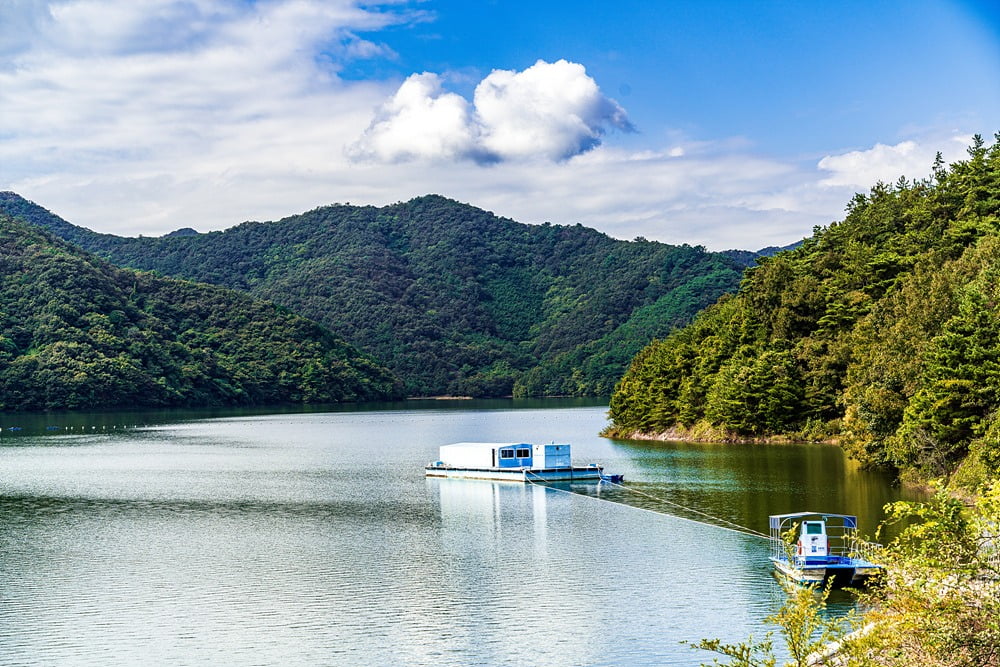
[425,442,619,482]
[769,512,882,587]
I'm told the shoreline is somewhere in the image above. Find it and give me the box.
[601,423,838,446]
[604,424,948,494]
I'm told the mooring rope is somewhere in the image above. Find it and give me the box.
[600,478,771,539]
[523,470,770,541]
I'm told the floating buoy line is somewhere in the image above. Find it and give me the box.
[0,424,144,434]
[525,471,770,540]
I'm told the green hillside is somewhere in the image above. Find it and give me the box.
[608,134,1000,485]
[0,193,762,397]
[0,214,400,411]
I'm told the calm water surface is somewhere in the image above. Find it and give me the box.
[0,400,920,666]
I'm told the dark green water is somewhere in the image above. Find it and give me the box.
[0,400,919,665]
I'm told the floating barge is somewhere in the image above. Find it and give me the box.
[769,512,882,587]
[425,442,621,483]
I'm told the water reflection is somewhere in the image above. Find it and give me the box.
[429,477,788,665]
[0,403,917,666]
[600,438,923,540]
[436,479,552,554]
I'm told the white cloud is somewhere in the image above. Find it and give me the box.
[348,59,634,164]
[474,59,634,161]
[0,0,406,230]
[0,2,985,253]
[817,134,971,187]
[345,72,485,163]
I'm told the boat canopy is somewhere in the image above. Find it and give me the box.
[767,511,882,587]
[769,512,857,530]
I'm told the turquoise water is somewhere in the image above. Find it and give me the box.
[0,400,916,665]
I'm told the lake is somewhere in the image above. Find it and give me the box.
[0,399,919,666]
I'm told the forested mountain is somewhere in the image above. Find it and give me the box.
[0,214,400,411]
[0,193,764,397]
[608,134,1000,484]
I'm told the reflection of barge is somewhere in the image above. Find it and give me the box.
[425,442,622,482]
[769,512,882,587]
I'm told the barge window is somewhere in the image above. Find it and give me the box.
[806,523,823,534]
[499,448,515,459]
[516,448,531,458]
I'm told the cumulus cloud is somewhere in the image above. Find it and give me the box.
[0,2,984,252]
[475,59,634,161]
[345,73,487,163]
[348,59,634,164]
[817,134,971,188]
[0,0,408,230]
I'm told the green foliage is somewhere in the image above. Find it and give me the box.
[689,581,847,667]
[688,635,777,667]
[0,192,761,398]
[840,484,1000,666]
[699,485,1000,667]
[890,237,1000,476]
[771,583,850,667]
[609,134,1000,482]
[705,347,804,435]
[0,215,400,411]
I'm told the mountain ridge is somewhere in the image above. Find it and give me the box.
[0,211,401,411]
[0,192,779,397]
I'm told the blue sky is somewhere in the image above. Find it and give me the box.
[351,0,999,155]
[1,0,998,249]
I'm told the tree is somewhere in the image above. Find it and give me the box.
[689,581,848,667]
[692,483,1000,667]
[893,243,1000,476]
[840,483,1000,666]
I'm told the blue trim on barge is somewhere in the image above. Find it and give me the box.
[424,463,607,482]
[768,511,882,587]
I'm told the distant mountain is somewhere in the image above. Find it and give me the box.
[0,192,769,397]
[721,242,802,267]
[0,212,400,411]
[163,227,200,238]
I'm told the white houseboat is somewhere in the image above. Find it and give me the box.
[769,512,882,587]
[425,442,621,482]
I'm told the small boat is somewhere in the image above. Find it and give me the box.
[768,512,882,587]
[425,442,621,483]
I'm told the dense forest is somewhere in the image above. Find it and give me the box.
[0,193,769,398]
[608,134,1000,485]
[0,215,400,410]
